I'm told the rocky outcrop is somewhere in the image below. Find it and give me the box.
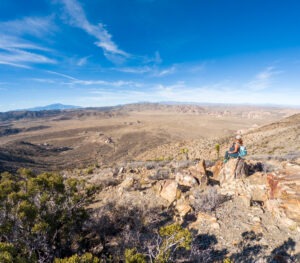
[216,159,300,227]
[265,163,300,226]
[157,180,180,204]
[174,159,208,187]
[175,172,198,187]
[175,197,192,218]
[188,159,208,186]
[218,159,248,193]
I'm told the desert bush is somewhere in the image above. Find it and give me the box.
[215,144,220,159]
[100,178,121,188]
[145,162,157,170]
[149,169,170,181]
[154,156,166,162]
[0,242,26,263]
[173,160,195,170]
[192,187,231,213]
[54,253,100,263]
[86,166,94,175]
[147,223,192,263]
[88,202,147,260]
[0,170,97,262]
[125,248,146,263]
[180,148,189,154]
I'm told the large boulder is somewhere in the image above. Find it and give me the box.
[211,160,223,181]
[216,158,300,227]
[175,172,198,187]
[188,159,208,186]
[118,177,135,190]
[175,197,192,218]
[159,180,180,204]
[219,158,248,187]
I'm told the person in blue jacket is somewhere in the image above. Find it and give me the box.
[224,135,243,162]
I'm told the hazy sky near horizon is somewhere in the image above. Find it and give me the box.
[0,0,300,111]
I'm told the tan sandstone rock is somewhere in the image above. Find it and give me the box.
[175,197,192,218]
[118,177,135,190]
[188,159,208,186]
[160,180,179,204]
[175,172,198,187]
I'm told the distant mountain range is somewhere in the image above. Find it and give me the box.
[23,103,81,111]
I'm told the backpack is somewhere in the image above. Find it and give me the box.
[238,145,247,157]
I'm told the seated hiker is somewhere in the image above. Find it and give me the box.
[224,135,243,162]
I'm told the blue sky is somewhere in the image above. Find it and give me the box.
[0,0,300,111]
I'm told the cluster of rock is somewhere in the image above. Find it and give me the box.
[85,156,300,258]
[215,159,300,228]
[88,157,300,231]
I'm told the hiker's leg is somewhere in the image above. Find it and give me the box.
[229,152,239,159]
[224,151,229,159]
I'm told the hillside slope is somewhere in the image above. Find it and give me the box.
[244,113,300,160]
[137,113,300,163]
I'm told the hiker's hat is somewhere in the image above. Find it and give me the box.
[235,135,242,140]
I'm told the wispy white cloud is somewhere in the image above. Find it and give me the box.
[0,16,56,37]
[114,66,152,74]
[246,66,282,91]
[114,65,176,77]
[0,36,50,52]
[58,0,129,63]
[29,78,57,84]
[74,80,141,87]
[77,55,91,66]
[0,16,57,68]
[142,51,162,64]
[0,61,31,69]
[42,70,143,87]
[0,47,56,65]
[46,70,78,80]
[154,65,176,77]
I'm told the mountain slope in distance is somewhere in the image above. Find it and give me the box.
[23,103,81,111]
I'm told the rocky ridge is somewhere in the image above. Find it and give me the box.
[69,155,300,262]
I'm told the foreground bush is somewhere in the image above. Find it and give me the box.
[54,253,100,263]
[125,223,192,263]
[0,170,97,262]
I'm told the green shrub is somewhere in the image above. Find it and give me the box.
[215,143,220,159]
[180,148,189,154]
[0,171,97,261]
[125,248,146,263]
[54,253,100,263]
[155,224,192,263]
[86,167,94,174]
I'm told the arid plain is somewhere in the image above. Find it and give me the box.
[0,103,298,172]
